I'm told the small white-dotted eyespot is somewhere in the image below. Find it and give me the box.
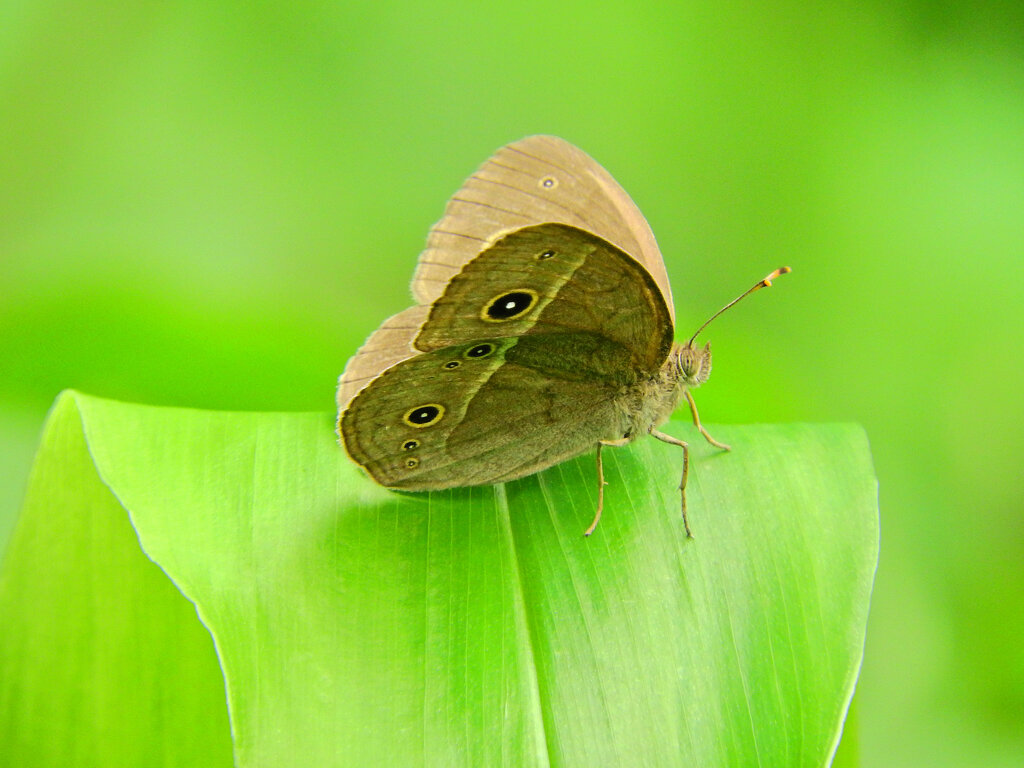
[404,456,420,469]
[464,343,495,359]
[539,175,558,190]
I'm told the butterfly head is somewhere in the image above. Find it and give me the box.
[675,342,712,388]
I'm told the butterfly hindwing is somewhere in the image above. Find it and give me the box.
[336,305,429,409]
[340,336,627,490]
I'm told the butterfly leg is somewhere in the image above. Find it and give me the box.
[685,390,731,451]
[650,430,693,539]
[585,438,632,537]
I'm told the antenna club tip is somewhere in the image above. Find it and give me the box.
[762,266,793,288]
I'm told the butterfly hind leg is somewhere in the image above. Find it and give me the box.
[652,392,730,538]
[584,438,632,537]
[649,430,694,539]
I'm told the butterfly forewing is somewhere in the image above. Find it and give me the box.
[415,223,673,375]
[413,135,674,323]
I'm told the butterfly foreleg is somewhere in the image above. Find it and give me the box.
[584,438,633,537]
[685,390,730,451]
[649,429,694,539]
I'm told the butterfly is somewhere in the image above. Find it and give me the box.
[337,135,788,536]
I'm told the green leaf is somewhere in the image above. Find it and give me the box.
[0,391,878,767]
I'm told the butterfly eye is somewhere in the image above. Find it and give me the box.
[482,290,538,321]
[465,343,494,359]
[539,175,558,190]
[403,404,444,428]
[442,360,461,370]
[402,439,420,451]
[536,250,556,261]
[404,457,420,469]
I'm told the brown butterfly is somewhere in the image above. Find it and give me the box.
[337,135,788,536]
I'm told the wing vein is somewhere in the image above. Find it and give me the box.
[450,197,534,218]
[432,229,487,242]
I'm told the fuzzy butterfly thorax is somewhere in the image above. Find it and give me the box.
[614,341,712,442]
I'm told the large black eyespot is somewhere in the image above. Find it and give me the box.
[403,404,444,428]
[465,343,494,359]
[482,290,537,321]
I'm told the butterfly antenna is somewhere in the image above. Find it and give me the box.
[687,267,791,346]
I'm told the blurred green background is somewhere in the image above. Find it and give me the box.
[1,1,1022,765]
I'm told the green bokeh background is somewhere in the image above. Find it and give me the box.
[1,1,1021,765]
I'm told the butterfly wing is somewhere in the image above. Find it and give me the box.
[415,223,673,374]
[340,337,627,490]
[336,305,428,409]
[413,135,674,322]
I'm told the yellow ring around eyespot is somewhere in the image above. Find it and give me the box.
[480,289,539,323]
[402,403,445,428]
